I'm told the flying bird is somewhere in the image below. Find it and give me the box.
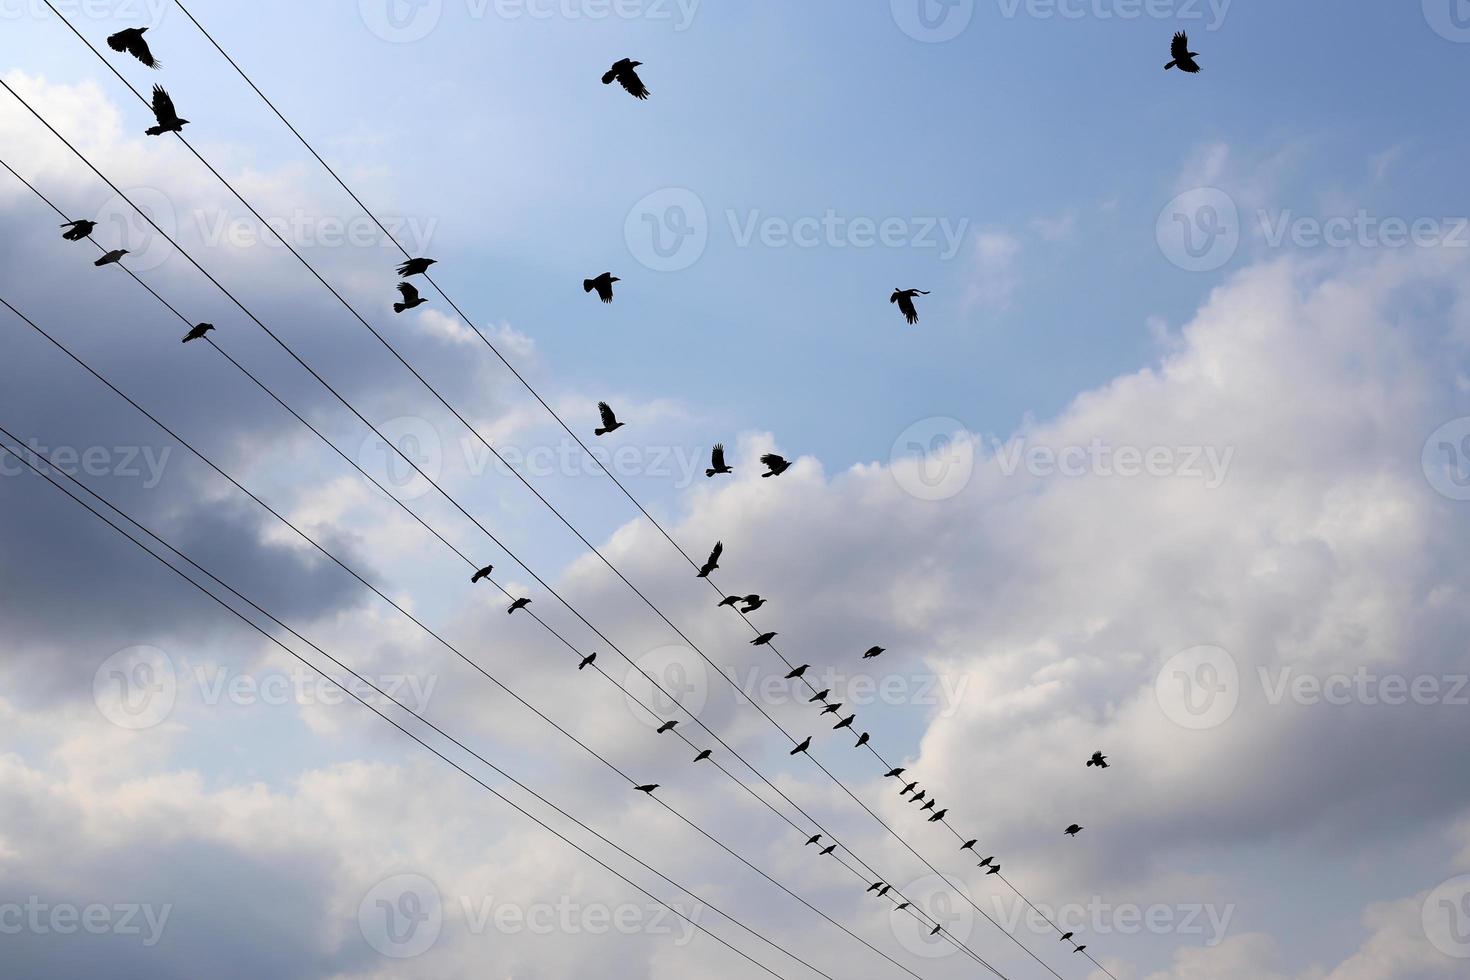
[396,257,437,277]
[470,564,494,583]
[634,784,659,795]
[1165,31,1201,72]
[107,27,160,68]
[144,85,187,136]
[717,595,742,608]
[1065,824,1084,837]
[594,401,625,436]
[808,689,830,703]
[656,720,678,734]
[928,808,948,823]
[885,768,906,778]
[59,219,96,241]
[739,595,766,612]
[785,664,809,680]
[94,249,128,267]
[854,732,870,748]
[181,322,214,344]
[833,714,855,731]
[602,58,650,99]
[760,453,791,477]
[578,652,596,670]
[393,281,426,313]
[507,597,531,614]
[706,442,733,477]
[790,736,811,756]
[751,632,776,646]
[584,272,619,303]
[890,288,929,325]
[1086,751,1109,769]
[693,749,712,762]
[697,541,722,578]
[862,646,885,660]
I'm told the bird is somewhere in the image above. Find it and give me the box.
[107,27,160,68]
[808,689,830,703]
[833,714,855,731]
[920,799,936,812]
[928,808,947,823]
[94,249,128,267]
[854,732,870,748]
[1065,824,1084,837]
[790,737,811,756]
[717,595,742,608]
[1086,751,1109,769]
[739,595,766,612]
[985,864,1001,876]
[820,703,842,716]
[760,453,791,477]
[59,219,96,241]
[900,781,918,796]
[393,281,426,313]
[862,646,885,660]
[144,85,187,136]
[1060,932,1074,942]
[1165,31,1201,72]
[819,844,836,856]
[634,784,659,795]
[1074,946,1088,954]
[961,839,977,851]
[930,924,942,937]
[693,749,712,762]
[895,902,910,911]
[877,884,891,897]
[706,442,733,477]
[602,58,649,99]
[805,834,822,846]
[978,856,995,868]
[866,881,883,894]
[890,288,929,325]
[656,720,678,734]
[751,632,776,646]
[181,322,214,344]
[507,597,531,614]
[584,272,619,303]
[470,564,494,583]
[594,401,625,436]
[697,541,722,578]
[909,790,927,804]
[396,257,437,278]
[885,768,906,778]
[785,664,809,680]
[578,652,596,670]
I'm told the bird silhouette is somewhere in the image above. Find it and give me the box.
[928,808,947,822]
[866,881,883,894]
[960,839,977,851]
[697,541,722,578]
[808,689,830,703]
[790,736,811,755]
[1064,824,1084,837]
[144,85,187,136]
[833,713,855,731]
[909,790,927,804]
[920,798,936,812]
[717,595,741,608]
[94,249,128,267]
[584,272,619,303]
[805,834,822,846]
[819,844,835,856]
[895,901,910,911]
[656,720,678,734]
[985,864,1000,875]
[977,856,994,868]
[602,58,649,99]
[470,564,494,583]
[693,749,712,762]
[760,453,791,477]
[578,652,596,670]
[181,323,214,344]
[862,646,885,660]
[1087,751,1109,769]
[740,595,766,612]
[1074,946,1088,954]
[108,27,160,68]
[877,884,891,897]
[890,288,929,325]
[60,219,96,241]
[854,732,870,748]
[396,257,437,277]
[507,597,531,614]
[751,632,776,646]
[820,703,842,715]
[634,784,659,794]
[785,664,809,680]
[594,401,625,436]
[706,442,733,477]
[1060,932,1074,942]
[1165,31,1201,72]
[930,924,942,936]
[393,281,426,313]
[900,781,918,795]
[885,767,906,778]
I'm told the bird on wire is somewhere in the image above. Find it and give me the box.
[181,323,214,344]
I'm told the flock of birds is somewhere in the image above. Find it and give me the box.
[46,20,1209,969]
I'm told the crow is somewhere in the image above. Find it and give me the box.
[890,288,929,325]
[181,322,214,344]
[470,564,494,583]
[60,219,96,241]
[866,881,883,894]
[877,884,891,897]
[760,453,791,477]
[1059,932,1074,942]
[1086,751,1109,769]
[393,281,426,313]
[718,595,742,608]
[634,784,658,794]
[909,790,927,804]
[693,749,712,762]
[1074,946,1088,954]
[594,401,625,436]
[885,768,906,778]
[833,713,855,731]
[928,808,947,822]
[751,632,776,646]
[584,272,619,303]
[602,58,649,99]
[790,736,811,756]
[656,720,678,734]
[895,901,910,911]
[107,27,160,69]
[977,856,994,868]
[740,595,766,612]
[930,924,942,937]
[578,652,596,670]
[854,732,870,748]
[805,834,822,846]
[900,781,918,795]
[697,541,722,578]
[808,689,830,703]
[819,844,836,856]
[960,839,977,851]
[144,85,187,136]
[94,249,128,267]
[785,664,809,680]
[820,703,842,715]
[396,257,437,277]
[1064,824,1084,837]
[1165,31,1201,72]
[920,799,936,812]
[862,646,885,660]
[507,597,531,614]
[985,864,1000,876]
[706,442,733,477]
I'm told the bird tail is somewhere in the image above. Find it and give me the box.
[594,427,608,436]
[1165,60,1176,70]
[393,302,407,313]
[705,468,715,477]
[583,279,595,292]
[601,70,616,84]
[145,125,164,136]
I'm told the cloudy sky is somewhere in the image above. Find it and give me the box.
[3,1,1470,978]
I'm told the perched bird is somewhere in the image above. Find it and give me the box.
[819,844,836,856]
[107,27,160,68]
[144,85,188,136]
[790,736,811,756]
[900,781,918,796]
[396,257,437,277]
[866,881,884,894]
[584,272,619,303]
[578,652,597,670]
[808,689,830,703]
[909,790,927,804]
[1086,751,1109,769]
[1165,31,1201,72]
[885,768,906,778]
[706,442,733,477]
[928,808,948,823]
[751,632,777,646]
[977,856,994,868]
[697,541,722,578]
[594,401,625,436]
[960,839,977,852]
[890,288,929,325]
[985,864,1001,876]
[1065,824,1084,837]
[393,281,426,313]
[1074,946,1088,954]
[717,595,741,608]
[470,564,494,583]
[785,664,809,680]
[854,732,870,748]
[94,249,128,267]
[656,720,678,734]
[877,885,891,898]
[181,322,214,344]
[507,597,532,614]
[805,834,822,846]
[833,714,855,731]
[862,646,885,660]
[59,219,96,241]
[1060,932,1074,942]
[634,784,659,794]
[693,749,712,762]
[920,798,936,812]
[930,924,942,937]
[760,453,791,477]
[740,595,766,612]
[895,902,910,911]
[602,58,650,99]
[820,703,842,715]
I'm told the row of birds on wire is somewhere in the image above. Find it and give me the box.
[53,21,1184,962]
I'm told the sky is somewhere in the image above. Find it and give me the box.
[2,1,1470,978]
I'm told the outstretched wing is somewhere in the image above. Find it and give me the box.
[618,67,650,100]
[707,541,723,564]
[397,282,420,303]
[151,85,177,124]
[711,442,727,468]
[126,34,159,68]
[598,401,618,428]
[1171,31,1190,60]
[761,453,785,468]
